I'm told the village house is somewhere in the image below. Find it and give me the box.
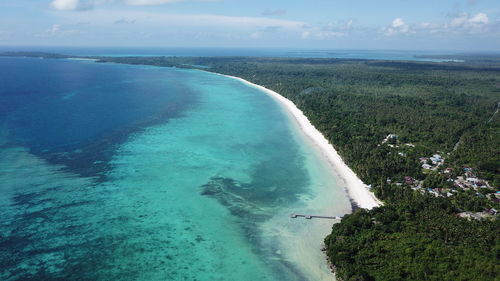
[422,163,432,170]
[382,134,398,144]
[430,154,443,165]
[404,176,415,185]
[486,208,498,215]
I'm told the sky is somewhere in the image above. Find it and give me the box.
[0,0,499,51]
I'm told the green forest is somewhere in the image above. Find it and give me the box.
[5,52,499,280]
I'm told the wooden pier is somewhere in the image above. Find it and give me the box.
[290,213,343,220]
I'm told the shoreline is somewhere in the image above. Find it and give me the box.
[219,73,382,210]
[218,72,382,281]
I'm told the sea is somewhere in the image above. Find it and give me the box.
[0,48,444,280]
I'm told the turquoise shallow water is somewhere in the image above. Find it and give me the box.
[0,58,351,280]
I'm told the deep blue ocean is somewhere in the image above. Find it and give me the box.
[0,57,203,177]
[0,54,352,280]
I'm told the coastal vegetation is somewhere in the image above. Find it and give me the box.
[4,52,499,280]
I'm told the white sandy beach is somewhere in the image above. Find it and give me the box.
[218,73,383,281]
[222,74,382,210]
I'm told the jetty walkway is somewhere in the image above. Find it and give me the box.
[290,213,343,220]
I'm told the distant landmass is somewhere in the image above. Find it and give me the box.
[1,51,499,281]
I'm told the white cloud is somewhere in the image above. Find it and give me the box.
[124,0,223,5]
[124,0,182,5]
[469,13,489,25]
[419,22,441,33]
[51,0,79,10]
[445,12,490,33]
[450,13,468,27]
[48,0,220,10]
[392,18,405,28]
[54,10,306,30]
[414,12,492,36]
[384,17,409,36]
[52,9,361,42]
[50,0,93,11]
[450,13,489,28]
[51,10,313,42]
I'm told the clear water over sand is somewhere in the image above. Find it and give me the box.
[0,57,351,280]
